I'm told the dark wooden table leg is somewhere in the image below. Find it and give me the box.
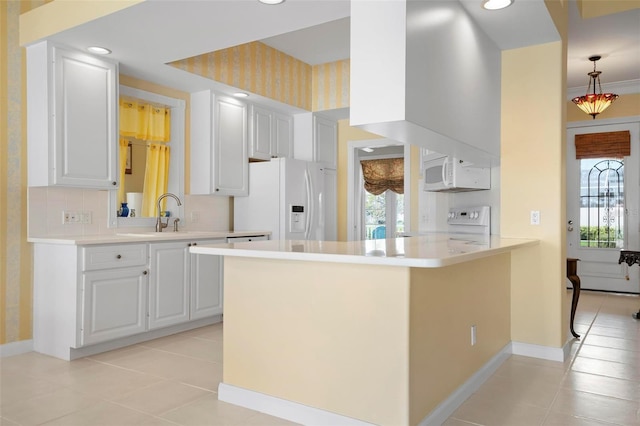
[567,258,581,339]
[617,251,640,320]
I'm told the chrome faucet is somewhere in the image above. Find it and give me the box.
[155,193,182,232]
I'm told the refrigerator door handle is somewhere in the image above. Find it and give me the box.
[304,168,313,239]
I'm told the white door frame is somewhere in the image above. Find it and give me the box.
[567,115,640,293]
[347,139,412,241]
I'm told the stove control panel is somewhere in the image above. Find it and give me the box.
[447,206,490,227]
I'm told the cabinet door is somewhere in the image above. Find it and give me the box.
[313,116,337,168]
[214,97,248,196]
[273,113,293,159]
[53,45,118,188]
[148,242,190,329]
[190,239,225,319]
[249,105,273,161]
[82,267,147,346]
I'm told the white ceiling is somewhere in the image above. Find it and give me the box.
[40,0,639,105]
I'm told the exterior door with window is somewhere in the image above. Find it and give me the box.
[567,123,640,293]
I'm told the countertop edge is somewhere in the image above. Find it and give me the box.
[28,230,272,245]
[190,237,539,268]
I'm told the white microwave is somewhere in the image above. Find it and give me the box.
[423,156,490,192]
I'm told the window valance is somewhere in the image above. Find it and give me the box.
[575,130,630,159]
[361,158,404,195]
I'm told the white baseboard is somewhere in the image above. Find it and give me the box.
[510,340,568,362]
[218,383,374,426]
[220,341,566,426]
[418,344,512,426]
[0,339,34,357]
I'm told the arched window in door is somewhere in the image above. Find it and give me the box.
[580,159,624,248]
[575,130,630,249]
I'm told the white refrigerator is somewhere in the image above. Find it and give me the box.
[234,158,335,241]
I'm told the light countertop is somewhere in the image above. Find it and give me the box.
[190,233,538,268]
[28,230,271,245]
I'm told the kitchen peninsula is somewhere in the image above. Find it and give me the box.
[191,234,538,425]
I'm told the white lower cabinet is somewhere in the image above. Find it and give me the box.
[190,240,224,319]
[149,239,225,327]
[33,238,226,360]
[82,267,148,346]
[148,242,190,329]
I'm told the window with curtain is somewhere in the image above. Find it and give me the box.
[119,98,172,217]
[361,158,404,239]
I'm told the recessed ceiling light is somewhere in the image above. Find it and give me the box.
[361,147,374,153]
[258,0,285,4]
[87,46,112,55]
[234,92,249,98]
[481,0,513,10]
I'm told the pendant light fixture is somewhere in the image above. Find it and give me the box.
[572,55,619,119]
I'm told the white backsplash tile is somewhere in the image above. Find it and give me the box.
[184,195,231,231]
[29,188,232,237]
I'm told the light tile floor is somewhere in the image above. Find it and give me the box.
[1,290,638,426]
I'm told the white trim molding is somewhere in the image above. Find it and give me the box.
[219,340,571,426]
[510,340,569,362]
[218,383,375,426]
[418,344,512,426]
[0,339,34,357]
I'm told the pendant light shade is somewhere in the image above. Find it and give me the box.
[572,56,619,119]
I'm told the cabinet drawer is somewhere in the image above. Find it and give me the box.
[82,244,148,271]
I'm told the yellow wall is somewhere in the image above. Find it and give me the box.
[501,41,567,347]
[170,43,350,112]
[312,59,350,111]
[336,120,382,241]
[222,253,510,425]
[170,42,313,111]
[19,0,142,47]
[1,0,49,346]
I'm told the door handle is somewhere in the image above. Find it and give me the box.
[567,220,573,232]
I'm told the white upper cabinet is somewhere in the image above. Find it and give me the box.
[191,90,248,196]
[273,112,293,159]
[249,105,273,160]
[249,104,293,161]
[27,41,118,188]
[313,115,337,169]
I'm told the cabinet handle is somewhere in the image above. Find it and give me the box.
[188,243,192,247]
[193,242,197,246]
[215,188,220,192]
[143,270,148,275]
[116,254,122,259]
[112,181,117,186]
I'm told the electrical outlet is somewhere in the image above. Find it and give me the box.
[63,211,80,224]
[530,210,540,225]
[81,211,92,224]
[471,325,477,346]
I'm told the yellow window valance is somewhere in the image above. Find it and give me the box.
[361,158,404,195]
[119,99,171,142]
